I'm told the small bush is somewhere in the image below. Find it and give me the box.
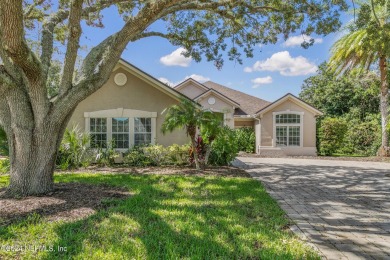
[235,127,255,153]
[123,146,153,167]
[57,126,93,169]
[93,140,122,166]
[318,117,348,155]
[143,145,169,166]
[166,144,190,165]
[209,126,238,166]
[0,158,10,174]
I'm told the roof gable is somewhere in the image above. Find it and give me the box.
[256,93,323,116]
[114,59,192,102]
[194,89,240,107]
[202,81,271,115]
[174,78,209,92]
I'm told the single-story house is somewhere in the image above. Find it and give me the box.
[69,59,323,156]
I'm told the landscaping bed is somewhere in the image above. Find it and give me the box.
[0,171,319,259]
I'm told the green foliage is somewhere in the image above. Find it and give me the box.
[166,143,191,166]
[235,127,256,153]
[300,63,380,118]
[318,118,348,156]
[123,144,191,167]
[209,126,239,166]
[123,146,153,167]
[0,127,8,156]
[94,141,120,167]
[340,112,382,156]
[143,145,169,166]
[162,98,223,169]
[0,158,10,174]
[57,126,93,170]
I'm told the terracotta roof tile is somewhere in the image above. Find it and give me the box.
[202,81,271,115]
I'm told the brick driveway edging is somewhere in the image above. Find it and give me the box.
[234,157,390,260]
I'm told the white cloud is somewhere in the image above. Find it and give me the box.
[160,47,192,67]
[244,51,318,76]
[283,35,323,47]
[158,74,210,87]
[158,77,175,87]
[184,74,210,82]
[251,76,273,88]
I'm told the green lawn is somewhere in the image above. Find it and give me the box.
[0,173,319,259]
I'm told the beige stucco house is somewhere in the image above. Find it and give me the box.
[69,59,323,156]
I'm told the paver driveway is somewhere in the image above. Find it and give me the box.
[236,157,390,260]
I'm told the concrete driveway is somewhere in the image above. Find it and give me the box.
[236,157,390,260]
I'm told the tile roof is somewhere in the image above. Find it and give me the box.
[202,81,271,115]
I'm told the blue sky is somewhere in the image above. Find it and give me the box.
[79,4,352,102]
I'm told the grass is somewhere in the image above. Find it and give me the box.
[0,173,319,259]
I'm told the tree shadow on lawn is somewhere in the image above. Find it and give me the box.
[1,174,318,259]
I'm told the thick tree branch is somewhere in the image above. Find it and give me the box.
[0,0,42,82]
[60,0,83,95]
[40,10,68,81]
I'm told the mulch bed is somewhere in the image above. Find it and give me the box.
[0,183,131,226]
[238,152,390,163]
[59,165,251,178]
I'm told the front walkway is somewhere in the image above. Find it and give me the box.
[236,157,390,259]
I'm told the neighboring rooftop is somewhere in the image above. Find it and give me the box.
[202,81,271,115]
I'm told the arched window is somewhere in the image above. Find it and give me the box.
[274,112,302,147]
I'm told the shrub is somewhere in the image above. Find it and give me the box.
[57,126,93,169]
[166,144,190,165]
[0,158,10,174]
[343,115,381,156]
[209,126,238,165]
[143,145,169,166]
[93,140,121,166]
[123,146,153,167]
[235,127,255,153]
[318,117,348,155]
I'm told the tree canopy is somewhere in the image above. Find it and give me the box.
[300,63,380,118]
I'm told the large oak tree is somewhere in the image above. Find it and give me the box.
[0,0,346,197]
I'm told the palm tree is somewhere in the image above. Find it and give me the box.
[329,2,390,156]
[201,112,224,165]
[162,98,219,169]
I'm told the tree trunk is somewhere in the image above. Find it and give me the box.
[378,56,389,157]
[5,124,65,197]
[190,136,201,170]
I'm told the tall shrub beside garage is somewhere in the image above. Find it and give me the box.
[318,117,348,155]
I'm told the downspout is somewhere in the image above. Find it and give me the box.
[253,116,261,154]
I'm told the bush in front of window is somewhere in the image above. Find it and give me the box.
[123,145,153,167]
[123,144,191,167]
[57,126,94,170]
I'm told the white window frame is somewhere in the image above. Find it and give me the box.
[84,108,157,152]
[134,117,153,146]
[272,111,304,148]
